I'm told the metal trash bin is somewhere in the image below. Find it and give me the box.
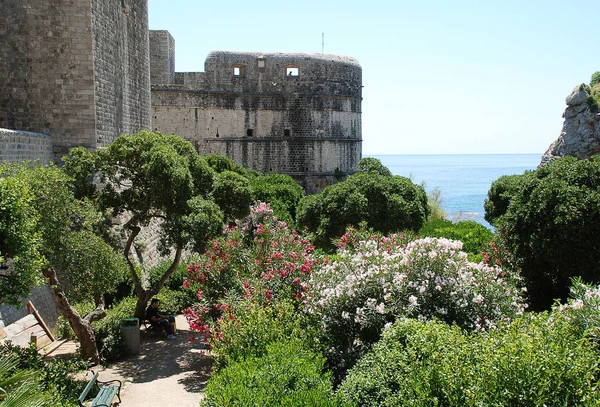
[120,318,140,355]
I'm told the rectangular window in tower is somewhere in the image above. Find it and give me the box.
[284,129,291,138]
[286,67,299,76]
[233,65,245,77]
[247,129,254,137]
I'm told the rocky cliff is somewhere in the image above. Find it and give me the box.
[541,78,600,165]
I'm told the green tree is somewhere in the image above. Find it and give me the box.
[485,156,600,310]
[250,173,304,226]
[356,157,393,177]
[88,131,239,319]
[0,166,45,306]
[205,153,249,176]
[212,171,252,224]
[0,164,127,363]
[297,165,428,248]
[484,173,534,225]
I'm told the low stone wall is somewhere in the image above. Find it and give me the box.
[0,284,59,329]
[0,128,52,164]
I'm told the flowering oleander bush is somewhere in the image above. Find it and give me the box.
[306,228,526,375]
[553,278,600,346]
[185,202,319,344]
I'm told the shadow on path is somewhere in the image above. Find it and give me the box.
[100,315,212,407]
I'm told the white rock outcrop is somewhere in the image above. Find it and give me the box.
[541,86,600,165]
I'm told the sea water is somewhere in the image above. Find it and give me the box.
[368,154,541,228]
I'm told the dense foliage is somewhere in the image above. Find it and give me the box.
[0,343,89,407]
[185,202,318,345]
[0,164,45,305]
[250,173,304,226]
[297,158,428,248]
[0,163,128,362]
[306,227,526,377]
[201,341,349,407]
[66,131,229,319]
[419,219,493,262]
[485,155,600,310]
[338,314,600,406]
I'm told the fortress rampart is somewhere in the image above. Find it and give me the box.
[0,0,151,157]
[150,43,363,192]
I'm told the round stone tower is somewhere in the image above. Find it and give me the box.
[151,45,362,193]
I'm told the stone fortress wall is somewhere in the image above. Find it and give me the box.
[0,0,151,158]
[150,34,363,192]
[0,129,52,164]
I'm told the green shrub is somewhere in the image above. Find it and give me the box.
[297,169,428,249]
[250,173,304,226]
[145,258,199,312]
[210,298,320,369]
[356,157,392,177]
[553,278,600,347]
[92,297,137,362]
[154,286,197,314]
[0,342,89,406]
[308,229,525,378]
[485,156,600,310]
[338,316,600,406]
[201,340,351,407]
[55,297,142,362]
[425,186,446,221]
[419,219,493,262]
[591,71,600,88]
[147,258,190,291]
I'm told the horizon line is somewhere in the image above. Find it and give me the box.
[365,152,543,156]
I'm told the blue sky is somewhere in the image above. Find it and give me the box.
[148,0,599,155]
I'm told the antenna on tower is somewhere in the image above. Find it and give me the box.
[322,33,324,53]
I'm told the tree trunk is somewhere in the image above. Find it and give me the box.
[42,267,100,364]
[123,220,184,320]
[132,246,183,320]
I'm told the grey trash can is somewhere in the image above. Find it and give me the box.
[120,318,140,355]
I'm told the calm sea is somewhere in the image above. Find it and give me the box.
[368,154,541,228]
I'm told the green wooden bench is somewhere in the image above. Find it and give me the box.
[78,371,122,407]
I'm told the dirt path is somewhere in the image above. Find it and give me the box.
[97,315,212,407]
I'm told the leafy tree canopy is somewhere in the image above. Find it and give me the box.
[297,162,428,248]
[485,155,600,310]
[250,173,304,226]
[205,154,250,177]
[65,131,245,318]
[356,157,393,177]
[0,164,45,305]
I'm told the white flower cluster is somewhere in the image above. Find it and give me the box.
[307,236,526,354]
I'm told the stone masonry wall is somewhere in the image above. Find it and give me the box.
[0,284,59,329]
[151,50,362,185]
[92,0,151,148]
[0,0,97,151]
[150,30,176,86]
[0,129,53,164]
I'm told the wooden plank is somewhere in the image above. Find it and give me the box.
[27,301,55,342]
[0,314,53,349]
[2,315,38,337]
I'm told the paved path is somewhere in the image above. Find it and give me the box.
[98,315,212,407]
